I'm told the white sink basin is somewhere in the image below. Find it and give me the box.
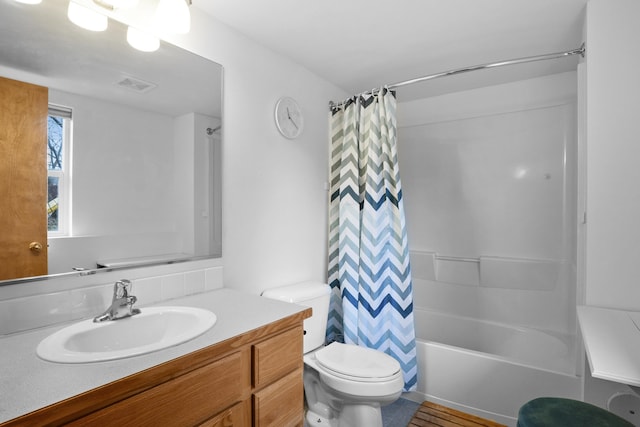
[37,306,217,363]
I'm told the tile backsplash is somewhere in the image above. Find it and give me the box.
[0,261,223,336]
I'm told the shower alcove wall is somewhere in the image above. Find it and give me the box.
[398,71,581,425]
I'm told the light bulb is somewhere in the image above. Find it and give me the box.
[127,26,160,52]
[68,1,108,32]
[154,0,190,34]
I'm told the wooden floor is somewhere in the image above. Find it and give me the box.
[408,401,507,427]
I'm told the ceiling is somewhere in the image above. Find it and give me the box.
[195,0,587,101]
[0,0,221,117]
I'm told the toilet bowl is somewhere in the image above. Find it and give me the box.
[262,282,404,427]
[304,341,404,426]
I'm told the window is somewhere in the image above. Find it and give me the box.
[47,104,72,236]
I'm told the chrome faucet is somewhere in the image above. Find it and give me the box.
[93,279,141,322]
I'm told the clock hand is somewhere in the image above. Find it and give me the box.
[285,107,299,129]
[289,116,299,130]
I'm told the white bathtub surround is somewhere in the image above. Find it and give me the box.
[433,257,480,287]
[479,256,560,291]
[0,258,223,336]
[399,72,578,331]
[411,252,563,291]
[408,251,436,281]
[398,72,580,426]
[408,308,581,426]
[415,308,576,375]
[410,254,577,340]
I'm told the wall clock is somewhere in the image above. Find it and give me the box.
[274,97,304,139]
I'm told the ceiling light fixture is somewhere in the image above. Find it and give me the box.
[32,0,192,53]
[67,0,108,31]
[93,0,138,9]
[126,26,160,52]
[154,0,190,34]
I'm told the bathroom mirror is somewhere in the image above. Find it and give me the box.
[0,0,222,285]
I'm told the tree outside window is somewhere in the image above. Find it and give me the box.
[47,116,62,231]
[47,106,70,234]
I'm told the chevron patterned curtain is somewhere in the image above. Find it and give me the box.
[327,87,417,391]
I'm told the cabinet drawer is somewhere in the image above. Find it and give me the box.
[252,326,303,388]
[253,368,303,427]
[69,351,245,427]
[198,401,249,427]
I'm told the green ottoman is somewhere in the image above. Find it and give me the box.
[517,397,634,427]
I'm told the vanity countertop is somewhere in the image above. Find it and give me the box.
[0,288,308,424]
[577,305,640,387]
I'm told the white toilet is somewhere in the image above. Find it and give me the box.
[262,282,404,427]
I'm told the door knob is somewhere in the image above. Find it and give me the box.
[29,242,43,253]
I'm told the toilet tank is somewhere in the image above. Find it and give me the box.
[262,282,331,353]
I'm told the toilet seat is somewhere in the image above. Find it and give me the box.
[314,342,401,382]
[305,343,405,398]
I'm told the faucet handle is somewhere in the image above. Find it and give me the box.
[114,279,133,299]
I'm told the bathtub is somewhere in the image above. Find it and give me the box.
[406,308,582,426]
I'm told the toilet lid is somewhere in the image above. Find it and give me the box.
[314,342,401,379]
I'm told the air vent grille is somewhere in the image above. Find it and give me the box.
[116,76,157,93]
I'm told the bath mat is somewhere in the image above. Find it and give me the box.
[408,401,506,427]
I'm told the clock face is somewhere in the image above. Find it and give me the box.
[275,97,304,139]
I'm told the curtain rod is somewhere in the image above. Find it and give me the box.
[329,43,585,108]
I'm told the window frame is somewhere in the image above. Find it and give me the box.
[47,104,72,237]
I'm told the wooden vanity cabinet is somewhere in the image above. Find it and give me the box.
[198,401,249,427]
[252,326,305,426]
[1,309,310,427]
[66,351,248,427]
[253,369,304,426]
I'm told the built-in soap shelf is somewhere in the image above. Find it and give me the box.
[410,250,562,290]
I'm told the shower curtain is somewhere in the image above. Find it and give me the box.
[326,87,417,391]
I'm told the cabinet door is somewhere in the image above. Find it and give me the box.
[252,326,303,388]
[253,368,303,427]
[68,352,245,426]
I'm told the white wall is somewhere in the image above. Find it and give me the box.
[174,113,196,255]
[585,0,640,310]
[580,0,640,412]
[50,90,177,237]
[166,9,349,294]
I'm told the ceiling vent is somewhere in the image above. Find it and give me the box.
[115,76,157,93]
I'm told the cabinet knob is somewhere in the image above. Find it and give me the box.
[29,242,43,253]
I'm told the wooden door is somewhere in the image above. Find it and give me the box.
[0,76,48,280]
